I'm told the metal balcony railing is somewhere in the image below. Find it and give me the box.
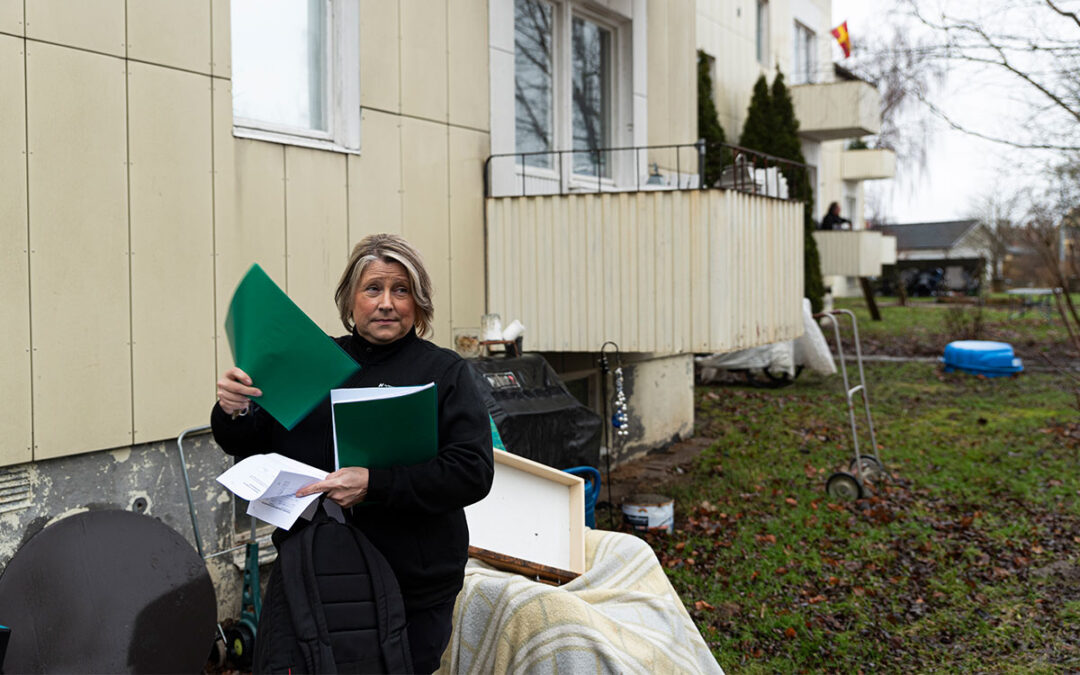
[483,141,813,201]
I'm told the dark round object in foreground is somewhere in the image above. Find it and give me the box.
[0,509,216,674]
[826,472,863,500]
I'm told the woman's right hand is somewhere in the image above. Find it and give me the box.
[216,367,262,416]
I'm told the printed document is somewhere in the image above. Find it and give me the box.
[216,453,329,530]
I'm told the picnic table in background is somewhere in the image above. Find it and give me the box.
[1005,288,1055,318]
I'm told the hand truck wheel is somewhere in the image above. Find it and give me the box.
[849,455,883,481]
[826,472,863,500]
[225,622,256,670]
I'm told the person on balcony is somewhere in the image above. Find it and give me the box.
[820,202,852,230]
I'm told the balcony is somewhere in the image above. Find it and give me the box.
[841,149,896,181]
[484,144,807,354]
[813,230,886,277]
[791,80,881,142]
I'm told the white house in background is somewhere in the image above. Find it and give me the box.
[876,220,995,291]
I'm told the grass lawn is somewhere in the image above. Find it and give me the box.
[609,318,1080,671]
[829,297,1076,361]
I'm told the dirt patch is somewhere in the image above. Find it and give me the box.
[601,436,714,511]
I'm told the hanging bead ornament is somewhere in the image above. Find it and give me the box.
[612,366,629,437]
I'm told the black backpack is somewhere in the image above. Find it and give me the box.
[253,504,413,674]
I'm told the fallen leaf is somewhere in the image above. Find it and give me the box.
[785,627,797,638]
[785,497,798,506]
[694,600,715,611]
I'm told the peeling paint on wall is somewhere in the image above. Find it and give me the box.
[0,433,254,622]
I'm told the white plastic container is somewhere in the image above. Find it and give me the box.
[621,494,674,534]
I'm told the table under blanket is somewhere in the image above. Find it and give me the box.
[437,529,724,674]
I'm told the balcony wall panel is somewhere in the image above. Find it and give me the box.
[841,148,896,181]
[487,191,803,354]
[814,230,884,277]
[881,234,898,265]
[791,80,881,141]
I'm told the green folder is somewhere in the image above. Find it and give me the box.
[224,264,360,430]
[331,384,438,470]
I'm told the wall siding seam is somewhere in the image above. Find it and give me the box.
[124,46,136,444]
[209,51,219,404]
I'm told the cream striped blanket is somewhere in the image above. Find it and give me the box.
[437,529,724,674]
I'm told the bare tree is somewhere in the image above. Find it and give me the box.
[890,0,1080,153]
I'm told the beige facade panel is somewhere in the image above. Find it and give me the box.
[285,147,349,336]
[128,63,215,443]
[448,126,489,332]
[448,0,488,131]
[400,0,447,123]
[814,230,884,277]
[26,42,131,458]
[645,1,670,147]
[0,35,32,465]
[211,0,231,77]
[791,80,882,142]
[401,117,451,345]
[27,0,125,57]
[881,234,898,266]
[486,190,803,354]
[348,109,402,246]
[1,0,23,36]
[217,139,287,373]
[841,148,896,181]
[360,0,400,112]
[127,0,212,74]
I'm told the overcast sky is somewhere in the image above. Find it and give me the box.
[829,0,1044,225]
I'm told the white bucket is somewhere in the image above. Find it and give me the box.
[621,494,674,534]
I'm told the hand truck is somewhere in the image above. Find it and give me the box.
[813,310,886,500]
[177,425,264,669]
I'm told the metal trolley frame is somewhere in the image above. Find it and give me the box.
[814,309,886,500]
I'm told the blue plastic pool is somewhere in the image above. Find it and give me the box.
[942,340,1023,377]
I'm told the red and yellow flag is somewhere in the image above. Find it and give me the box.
[831,21,851,58]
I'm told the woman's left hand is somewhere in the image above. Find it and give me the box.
[296,467,370,508]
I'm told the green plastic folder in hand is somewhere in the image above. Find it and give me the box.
[224,264,360,430]
[331,384,438,470]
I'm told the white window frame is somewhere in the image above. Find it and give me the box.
[756,0,769,66]
[231,0,361,154]
[497,0,636,195]
[793,21,816,85]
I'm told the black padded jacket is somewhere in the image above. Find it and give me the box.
[211,328,494,612]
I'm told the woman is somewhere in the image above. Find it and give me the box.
[820,201,851,230]
[213,233,494,673]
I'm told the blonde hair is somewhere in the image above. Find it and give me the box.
[335,234,434,337]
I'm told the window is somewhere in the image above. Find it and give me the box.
[511,0,625,181]
[231,0,360,152]
[571,16,612,177]
[793,21,816,84]
[515,0,555,169]
[756,1,769,65]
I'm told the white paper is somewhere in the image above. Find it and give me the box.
[216,453,328,530]
[329,383,435,470]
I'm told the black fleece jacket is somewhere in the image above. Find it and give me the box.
[211,328,494,611]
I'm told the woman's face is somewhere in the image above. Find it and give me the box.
[352,260,416,344]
